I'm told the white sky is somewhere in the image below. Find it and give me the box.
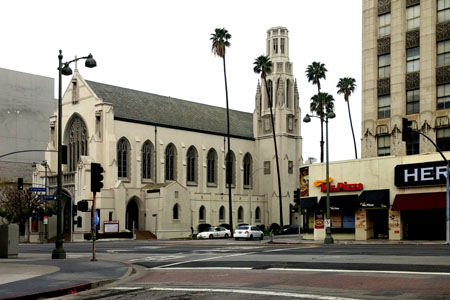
[1,0,362,162]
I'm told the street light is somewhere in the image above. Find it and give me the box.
[303,110,336,244]
[52,50,96,259]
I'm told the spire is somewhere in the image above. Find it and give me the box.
[255,80,262,112]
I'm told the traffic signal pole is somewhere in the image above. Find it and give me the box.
[91,191,97,262]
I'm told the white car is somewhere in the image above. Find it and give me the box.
[234,225,264,240]
[197,226,231,239]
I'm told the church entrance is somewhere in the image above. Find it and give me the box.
[126,200,139,231]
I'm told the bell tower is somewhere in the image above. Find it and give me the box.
[253,27,302,226]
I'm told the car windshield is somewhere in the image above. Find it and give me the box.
[237,226,249,230]
[205,227,215,232]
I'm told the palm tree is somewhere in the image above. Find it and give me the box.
[211,28,234,232]
[337,77,357,159]
[305,62,328,162]
[253,55,284,226]
[310,92,335,120]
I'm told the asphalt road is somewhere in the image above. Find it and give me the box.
[20,239,450,300]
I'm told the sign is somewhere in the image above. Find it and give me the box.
[44,195,56,200]
[314,178,363,193]
[152,213,157,217]
[395,161,448,187]
[29,187,46,192]
[314,212,324,229]
[104,221,119,233]
[43,216,48,225]
[300,167,309,197]
[355,209,366,228]
[324,219,331,228]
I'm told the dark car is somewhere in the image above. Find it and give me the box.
[276,224,299,235]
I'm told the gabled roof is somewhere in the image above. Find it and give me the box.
[86,80,254,140]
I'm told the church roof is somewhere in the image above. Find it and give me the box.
[86,80,254,140]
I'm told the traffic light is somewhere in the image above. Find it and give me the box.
[402,118,413,142]
[18,178,23,190]
[78,200,89,212]
[91,162,104,193]
[73,204,78,216]
[293,188,300,204]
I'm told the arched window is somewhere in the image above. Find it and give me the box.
[207,148,217,186]
[225,151,236,187]
[238,206,244,222]
[142,140,154,180]
[286,79,291,108]
[267,80,273,108]
[199,205,206,221]
[186,146,198,184]
[219,206,225,221]
[165,143,177,181]
[173,204,179,220]
[255,207,261,221]
[243,153,252,187]
[117,137,130,178]
[67,115,88,172]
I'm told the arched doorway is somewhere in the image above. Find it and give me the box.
[62,190,73,241]
[126,200,139,231]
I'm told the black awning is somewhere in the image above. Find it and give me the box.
[356,189,389,208]
[299,197,318,209]
[318,194,358,210]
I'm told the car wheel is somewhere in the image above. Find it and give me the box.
[235,237,239,241]
[260,234,264,240]
[249,234,253,240]
[224,234,229,239]
[209,234,214,239]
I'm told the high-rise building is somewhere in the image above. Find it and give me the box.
[362,0,450,158]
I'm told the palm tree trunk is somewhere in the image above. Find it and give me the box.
[318,85,324,163]
[222,56,233,234]
[263,77,283,226]
[346,100,358,159]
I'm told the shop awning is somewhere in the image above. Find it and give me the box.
[391,192,447,211]
[299,197,318,209]
[318,194,358,210]
[355,189,389,208]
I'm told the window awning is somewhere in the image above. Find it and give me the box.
[318,194,358,210]
[391,192,447,211]
[300,197,318,209]
[355,189,389,208]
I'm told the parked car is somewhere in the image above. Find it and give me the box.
[276,224,299,235]
[197,226,231,239]
[234,225,264,240]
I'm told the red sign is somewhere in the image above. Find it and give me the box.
[320,182,363,193]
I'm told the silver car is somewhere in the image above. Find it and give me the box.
[234,225,264,240]
[197,226,231,239]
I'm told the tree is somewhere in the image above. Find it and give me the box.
[253,55,284,226]
[0,184,55,242]
[337,77,358,159]
[310,92,335,120]
[305,62,328,162]
[211,28,234,232]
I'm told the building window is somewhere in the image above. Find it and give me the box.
[207,149,217,186]
[186,146,197,185]
[225,151,236,187]
[378,13,391,38]
[255,207,261,221]
[142,140,153,180]
[267,80,273,108]
[437,40,450,67]
[165,143,177,181]
[173,204,179,220]
[378,54,390,79]
[288,161,293,174]
[264,161,271,174]
[406,5,420,30]
[406,131,420,155]
[438,0,450,23]
[117,137,130,178]
[406,47,420,72]
[273,38,278,54]
[237,206,244,222]
[67,115,88,172]
[406,89,420,114]
[243,153,252,187]
[378,95,391,119]
[219,206,225,221]
[199,206,206,221]
[437,84,450,109]
[437,127,450,151]
[377,135,391,156]
[280,38,285,54]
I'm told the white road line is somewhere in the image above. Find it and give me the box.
[108,287,143,290]
[149,287,361,300]
[153,252,257,269]
[269,268,450,276]
[154,267,253,270]
[263,248,293,253]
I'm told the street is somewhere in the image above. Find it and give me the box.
[13,238,450,300]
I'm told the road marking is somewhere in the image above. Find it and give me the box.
[129,255,185,262]
[106,249,132,253]
[154,267,253,270]
[269,268,450,276]
[137,246,163,250]
[108,287,143,290]
[263,248,292,253]
[149,287,361,300]
[153,252,256,269]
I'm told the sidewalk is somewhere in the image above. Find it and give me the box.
[0,253,132,300]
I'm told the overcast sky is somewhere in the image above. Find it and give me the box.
[1,0,362,162]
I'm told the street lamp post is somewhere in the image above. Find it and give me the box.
[303,111,336,244]
[52,50,96,259]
